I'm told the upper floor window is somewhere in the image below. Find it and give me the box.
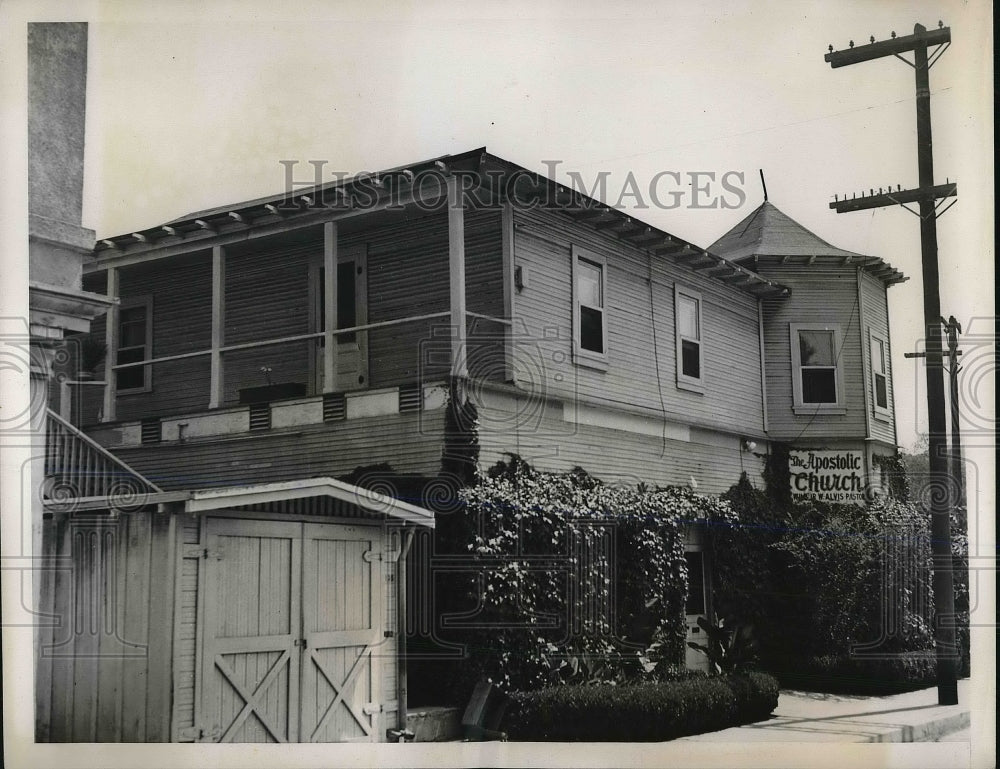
[870,330,891,418]
[790,323,845,414]
[572,246,608,369]
[675,286,703,392]
[116,298,152,393]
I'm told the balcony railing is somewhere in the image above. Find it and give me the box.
[45,409,162,505]
[94,310,512,422]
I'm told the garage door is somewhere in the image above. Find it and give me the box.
[198,518,383,742]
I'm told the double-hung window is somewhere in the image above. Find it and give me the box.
[675,286,703,392]
[869,330,891,418]
[116,298,152,393]
[790,323,844,413]
[572,246,608,369]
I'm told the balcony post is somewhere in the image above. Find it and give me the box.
[102,266,118,422]
[447,175,467,378]
[323,220,338,392]
[209,245,225,407]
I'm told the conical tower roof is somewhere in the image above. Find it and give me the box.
[709,201,864,262]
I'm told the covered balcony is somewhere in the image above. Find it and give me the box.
[67,171,514,451]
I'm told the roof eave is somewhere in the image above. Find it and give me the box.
[91,148,790,299]
[183,477,436,527]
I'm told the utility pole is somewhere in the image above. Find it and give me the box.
[826,22,959,705]
[943,316,966,513]
[905,316,966,513]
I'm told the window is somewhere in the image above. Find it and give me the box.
[790,323,845,414]
[674,286,703,392]
[116,299,152,393]
[572,246,607,369]
[870,330,891,417]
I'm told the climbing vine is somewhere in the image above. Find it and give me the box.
[455,455,737,692]
[872,452,911,501]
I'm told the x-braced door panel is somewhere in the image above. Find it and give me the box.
[200,519,302,743]
[300,523,382,743]
[198,518,383,743]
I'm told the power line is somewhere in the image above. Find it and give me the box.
[826,21,960,707]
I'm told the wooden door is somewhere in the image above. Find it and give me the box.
[313,245,369,393]
[683,548,712,673]
[200,519,302,742]
[300,523,382,742]
[197,519,385,743]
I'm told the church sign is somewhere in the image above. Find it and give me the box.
[788,449,866,502]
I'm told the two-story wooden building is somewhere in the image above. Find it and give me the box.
[40,148,906,742]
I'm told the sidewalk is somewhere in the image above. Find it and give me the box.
[679,679,971,743]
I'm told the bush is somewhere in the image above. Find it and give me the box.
[453,456,737,692]
[771,652,940,695]
[710,473,937,673]
[502,672,779,741]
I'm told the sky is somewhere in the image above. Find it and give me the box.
[60,0,990,458]
[5,0,994,451]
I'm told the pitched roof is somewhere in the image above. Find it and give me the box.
[709,201,907,285]
[709,202,863,261]
[89,148,792,298]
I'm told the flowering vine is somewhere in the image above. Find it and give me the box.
[456,455,737,691]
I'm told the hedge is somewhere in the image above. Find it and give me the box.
[502,672,780,741]
[770,652,948,695]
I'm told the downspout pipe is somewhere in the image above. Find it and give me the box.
[396,526,416,735]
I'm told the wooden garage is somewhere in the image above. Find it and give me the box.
[36,423,435,744]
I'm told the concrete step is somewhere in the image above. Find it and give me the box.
[406,706,462,742]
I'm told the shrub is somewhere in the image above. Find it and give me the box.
[710,475,937,673]
[502,672,780,741]
[771,652,940,695]
[686,616,758,674]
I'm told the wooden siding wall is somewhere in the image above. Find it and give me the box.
[110,410,447,491]
[343,207,503,389]
[224,236,318,403]
[510,207,765,436]
[117,253,214,420]
[464,208,506,382]
[345,211,449,388]
[39,511,174,742]
[475,391,766,495]
[861,272,896,445]
[171,515,201,740]
[759,266,866,441]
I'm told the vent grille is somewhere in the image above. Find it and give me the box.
[398,383,423,413]
[323,392,346,421]
[140,418,161,444]
[248,403,271,431]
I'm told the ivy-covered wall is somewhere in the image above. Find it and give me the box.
[453,455,737,692]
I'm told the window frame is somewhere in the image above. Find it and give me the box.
[571,245,609,371]
[869,328,892,420]
[674,285,704,393]
[115,296,153,394]
[789,322,846,414]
